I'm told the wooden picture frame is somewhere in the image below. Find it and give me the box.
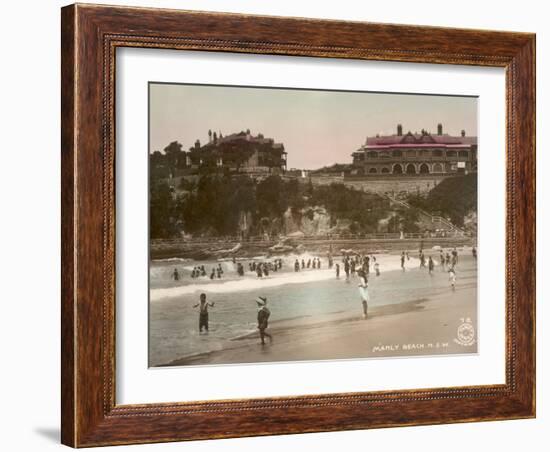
[61,3,535,447]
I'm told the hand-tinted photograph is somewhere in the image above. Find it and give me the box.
[148,83,478,367]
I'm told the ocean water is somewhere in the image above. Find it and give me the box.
[148,251,466,366]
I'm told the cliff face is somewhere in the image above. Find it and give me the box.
[283,206,332,236]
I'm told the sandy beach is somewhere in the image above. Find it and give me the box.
[155,252,477,367]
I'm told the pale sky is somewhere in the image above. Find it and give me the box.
[149,83,477,170]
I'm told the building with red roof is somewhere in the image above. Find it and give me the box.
[351,123,477,176]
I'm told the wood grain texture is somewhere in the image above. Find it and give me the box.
[60,3,536,447]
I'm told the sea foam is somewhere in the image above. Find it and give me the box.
[150,254,419,302]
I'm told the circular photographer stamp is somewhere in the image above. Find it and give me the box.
[454,317,476,347]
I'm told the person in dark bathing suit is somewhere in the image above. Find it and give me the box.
[256,296,272,345]
[193,293,214,333]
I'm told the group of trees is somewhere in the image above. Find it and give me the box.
[150,175,392,239]
[407,174,477,227]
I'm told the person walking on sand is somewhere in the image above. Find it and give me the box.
[256,296,272,345]
[428,256,434,275]
[294,259,300,272]
[357,269,369,319]
[193,293,214,333]
[448,268,457,291]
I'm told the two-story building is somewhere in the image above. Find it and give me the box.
[187,129,287,175]
[351,124,477,176]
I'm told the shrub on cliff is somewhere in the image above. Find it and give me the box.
[408,174,477,227]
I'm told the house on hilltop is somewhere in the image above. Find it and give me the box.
[187,129,287,175]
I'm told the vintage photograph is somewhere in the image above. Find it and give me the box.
[148,83,478,367]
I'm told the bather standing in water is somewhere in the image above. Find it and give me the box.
[357,269,369,319]
[448,268,457,291]
[256,296,272,345]
[428,256,434,275]
[193,293,214,333]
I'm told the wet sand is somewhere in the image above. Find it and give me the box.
[162,257,477,366]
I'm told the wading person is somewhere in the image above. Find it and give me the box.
[374,261,380,276]
[448,268,457,291]
[428,256,434,275]
[172,268,179,281]
[400,252,406,272]
[294,259,300,272]
[452,247,459,265]
[256,296,272,345]
[193,293,214,333]
[357,269,369,319]
[335,263,340,279]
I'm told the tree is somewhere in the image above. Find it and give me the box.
[150,182,180,238]
[408,174,477,227]
[163,141,183,169]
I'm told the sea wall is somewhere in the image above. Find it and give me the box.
[150,236,474,260]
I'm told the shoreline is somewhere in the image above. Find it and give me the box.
[160,298,427,367]
[160,279,477,367]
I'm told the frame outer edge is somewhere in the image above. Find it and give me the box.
[60,3,536,446]
[61,3,77,448]
[514,35,536,416]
